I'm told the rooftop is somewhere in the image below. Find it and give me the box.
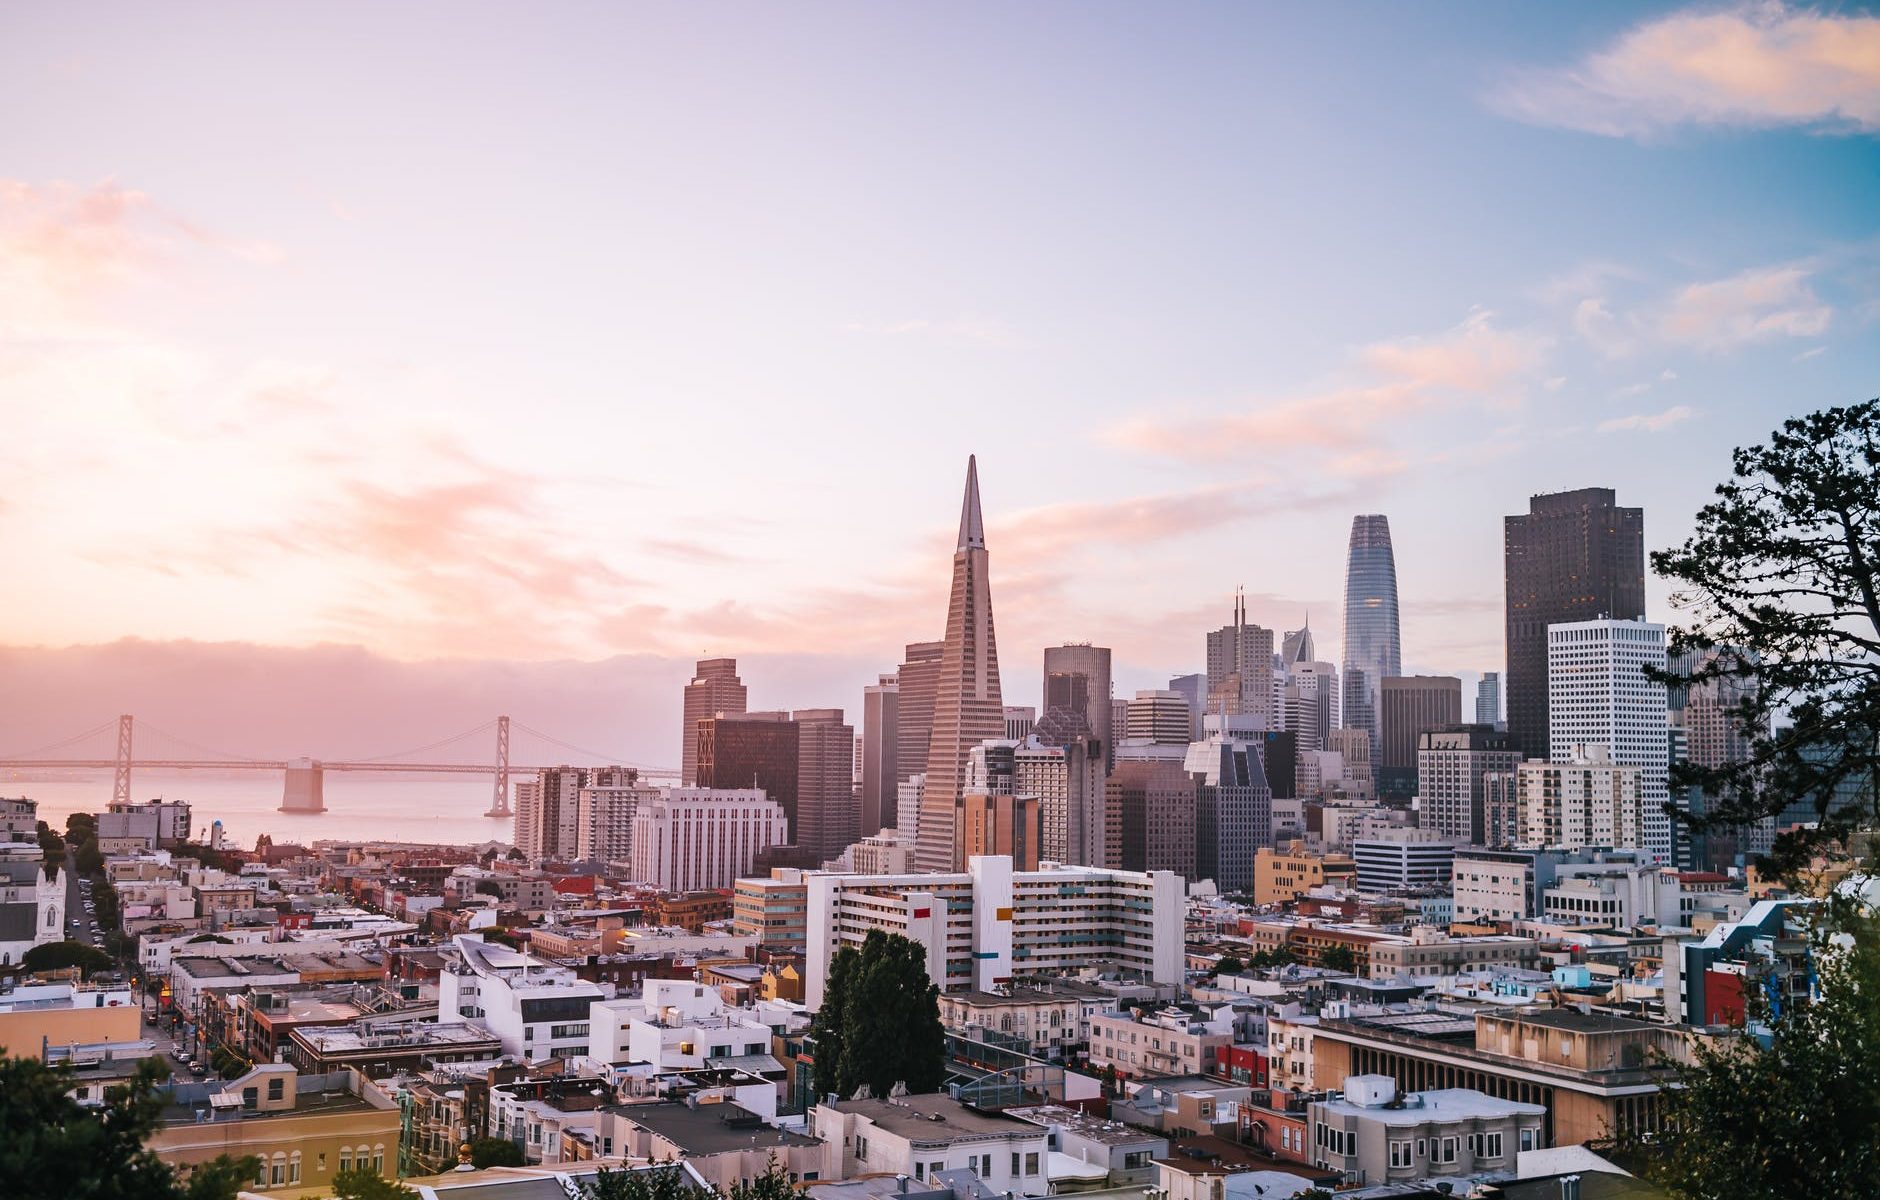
[1316,1086,1546,1125]
[1006,1104,1166,1146]
[826,1092,1043,1140]
[611,1100,819,1154]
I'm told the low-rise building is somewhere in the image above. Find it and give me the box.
[0,981,141,1059]
[935,979,1114,1059]
[1365,929,1540,979]
[586,979,775,1070]
[811,1093,1053,1195]
[805,855,1184,1007]
[287,1020,504,1077]
[1351,829,1454,893]
[1309,1073,1544,1185]
[602,1101,823,1189]
[1006,1104,1168,1184]
[733,870,810,950]
[437,935,605,1063]
[1251,842,1356,906]
[1088,1005,1234,1081]
[145,1065,402,1198]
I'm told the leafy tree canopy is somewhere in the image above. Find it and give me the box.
[22,940,113,976]
[1653,399,1880,876]
[581,1162,698,1200]
[1214,954,1245,976]
[330,1168,417,1200]
[468,1136,525,1168]
[1633,904,1880,1198]
[0,1055,253,1200]
[1318,944,1358,973]
[809,929,946,1101]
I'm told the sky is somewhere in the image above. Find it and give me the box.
[2,2,1877,765]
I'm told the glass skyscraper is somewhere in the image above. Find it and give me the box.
[1341,514,1402,771]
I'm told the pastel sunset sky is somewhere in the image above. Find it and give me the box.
[2,2,1877,764]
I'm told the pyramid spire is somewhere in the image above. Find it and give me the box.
[958,455,986,551]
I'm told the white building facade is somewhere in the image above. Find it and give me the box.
[1547,619,1669,862]
[630,788,786,893]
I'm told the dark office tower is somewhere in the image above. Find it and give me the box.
[860,675,899,838]
[694,711,798,831]
[1167,673,1206,739]
[916,457,1006,873]
[1342,516,1402,773]
[794,708,858,861]
[1043,643,1113,768]
[681,658,747,785]
[1192,738,1273,894]
[1257,731,1298,801]
[1504,488,1646,761]
[1110,758,1200,880]
[895,641,943,788]
[1378,676,1462,800]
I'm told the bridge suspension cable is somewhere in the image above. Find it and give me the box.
[136,721,276,764]
[337,720,499,764]
[0,719,119,762]
[509,721,674,773]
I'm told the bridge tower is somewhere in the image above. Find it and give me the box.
[486,715,512,819]
[112,714,134,807]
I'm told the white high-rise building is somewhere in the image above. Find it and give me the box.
[1516,745,1644,852]
[1280,661,1339,753]
[630,788,787,893]
[804,855,1183,1007]
[576,780,660,864]
[515,766,639,863]
[1547,619,1669,862]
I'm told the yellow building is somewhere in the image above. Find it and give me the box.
[1252,841,1356,905]
[0,982,142,1057]
[146,1064,403,1198]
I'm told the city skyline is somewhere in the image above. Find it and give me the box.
[2,3,1876,724]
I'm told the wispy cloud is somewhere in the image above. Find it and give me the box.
[1106,310,1549,468]
[1597,404,1695,434]
[1490,2,1880,139]
[1657,263,1832,349]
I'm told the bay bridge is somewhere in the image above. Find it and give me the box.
[0,715,679,820]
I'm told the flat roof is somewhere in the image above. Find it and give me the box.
[1316,1086,1546,1124]
[1006,1105,1167,1146]
[611,1101,819,1154]
[828,1093,1042,1140]
[1486,1008,1662,1034]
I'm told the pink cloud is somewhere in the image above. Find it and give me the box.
[1491,2,1880,138]
[1107,311,1548,466]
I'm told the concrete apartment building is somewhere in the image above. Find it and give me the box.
[1542,855,1681,928]
[1452,848,1588,923]
[1352,828,1454,892]
[1252,841,1357,905]
[1310,1007,1685,1147]
[812,1093,1052,1195]
[732,868,810,950]
[804,855,1184,1007]
[1087,1004,1234,1080]
[585,979,773,1070]
[1308,1074,1545,1186]
[936,978,1115,1059]
[1415,725,1520,845]
[437,935,605,1063]
[630,787,788,893]
[146,1065,402,1198]
[1517,745,1645,854]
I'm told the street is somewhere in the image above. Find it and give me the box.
[61,846,103,949]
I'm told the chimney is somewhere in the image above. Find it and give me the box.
[896,1176,909,1194]
[1561,1177,1581,1200]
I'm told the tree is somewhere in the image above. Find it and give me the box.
[330,1169,417,1200]
[725,1155,796,1200]
[581,1163,696,1200]
[1652,399,1880,876]
[1635,906,1880,1198]
[468,1137,525,1168]
[474,880,505,898]
[64,811,96,845]
[74,834,103,876]
[22,940,113,976]
[179,1154,266,1200]
[814,929,947,1099]
[1214,954,1245,976]
[810,941,857,1099]
[0,1054,254,1200]
[1318,944,1358,973]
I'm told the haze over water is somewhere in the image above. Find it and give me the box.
[13,773,511,849]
